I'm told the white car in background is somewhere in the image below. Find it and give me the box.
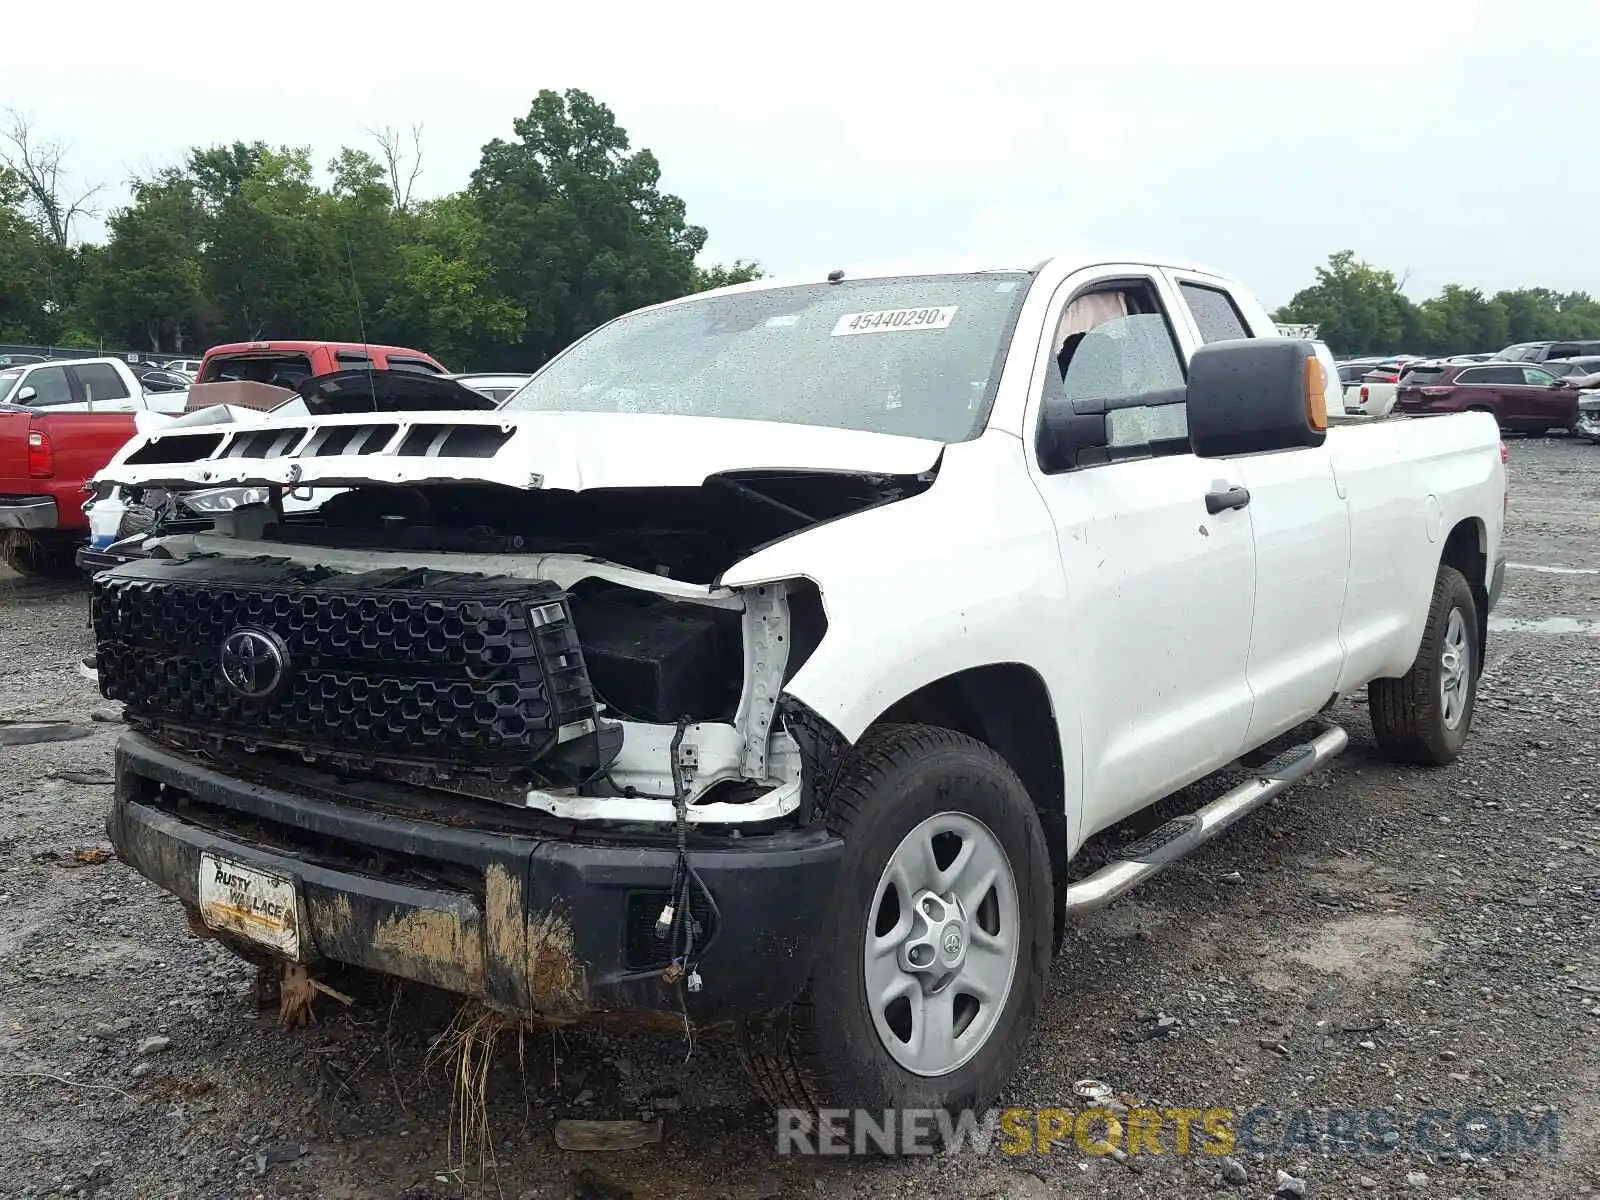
[0,357,188,414]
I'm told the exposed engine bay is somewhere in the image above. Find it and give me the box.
[273,472,920,584]
[97,470,913,824]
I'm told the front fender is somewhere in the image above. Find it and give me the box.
[721,432,1075,743]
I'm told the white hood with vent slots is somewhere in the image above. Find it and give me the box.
[97,409,944,492]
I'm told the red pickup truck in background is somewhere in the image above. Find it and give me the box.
[0,407,150,575]
[188,341,447,402]
[1,340,447,577]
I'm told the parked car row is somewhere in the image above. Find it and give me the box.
[1393,360,1587,434]
[1334,337,1600,437]
[1494,339,1600,364]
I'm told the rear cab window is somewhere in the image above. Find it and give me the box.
[202,353,315,390]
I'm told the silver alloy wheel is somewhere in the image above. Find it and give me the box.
[1439,606,1472,730]
[864,811,1020,1077]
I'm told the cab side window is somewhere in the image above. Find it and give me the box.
[1178,282,1251,343]
[387,356,442,375]
[19,366,73,406]
[70,363,130,403]
[1041,280,1190,469]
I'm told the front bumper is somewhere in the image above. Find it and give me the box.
[75,537,150,576]
[108,733,843,1024]
[77,544,146,574]
[0,496,58,531]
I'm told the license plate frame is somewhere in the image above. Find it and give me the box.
[197,852,301,959]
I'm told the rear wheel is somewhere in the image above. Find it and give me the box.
[1369,566,1479,765]
[1,533,81,579]
[737,725,1052,1116]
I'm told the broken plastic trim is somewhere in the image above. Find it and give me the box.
[524,779,801,824]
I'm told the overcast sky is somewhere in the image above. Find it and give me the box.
[4,0,1591,309]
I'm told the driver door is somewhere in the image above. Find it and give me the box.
[1026,269,1257,837]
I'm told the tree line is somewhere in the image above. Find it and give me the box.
[1274,250,1600,358]
[0,90,761,370]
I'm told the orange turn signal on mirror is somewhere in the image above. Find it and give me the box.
[1304,357,1328,431]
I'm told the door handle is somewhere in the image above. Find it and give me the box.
[1205,487,1251,514]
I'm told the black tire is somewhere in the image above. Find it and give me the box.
[1,533,81,580]
[737,724,1052,1116]
[1369,566,1479,765]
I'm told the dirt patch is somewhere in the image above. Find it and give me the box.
[1250,913,1439,994]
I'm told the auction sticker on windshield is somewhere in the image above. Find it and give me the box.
[198,852,300,957]
[832,307,958,336]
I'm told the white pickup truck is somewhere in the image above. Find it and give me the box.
[90,255,1505,1123]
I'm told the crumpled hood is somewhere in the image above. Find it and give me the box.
[96,409,945,491]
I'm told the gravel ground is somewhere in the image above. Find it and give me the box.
[1,436,1597,1200]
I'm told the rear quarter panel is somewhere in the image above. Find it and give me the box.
[0,410,29,481]
[1329,411,1502,689]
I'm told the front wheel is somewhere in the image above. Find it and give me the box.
[737,725,1052,1115]
[1369,566,1480,765]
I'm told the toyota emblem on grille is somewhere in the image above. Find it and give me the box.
[219,628,290,700]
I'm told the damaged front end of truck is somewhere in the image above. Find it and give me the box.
[91,408,937,1025]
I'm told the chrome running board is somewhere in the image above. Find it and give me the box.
[1062,723,1349,917]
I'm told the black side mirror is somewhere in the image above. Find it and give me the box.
[1037,393,1108,471]
[1188,338,1328,458]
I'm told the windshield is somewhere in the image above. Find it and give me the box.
[501,273,1032,442]
[0,368,22,401]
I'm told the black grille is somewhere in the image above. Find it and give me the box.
[92,559,603,780]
